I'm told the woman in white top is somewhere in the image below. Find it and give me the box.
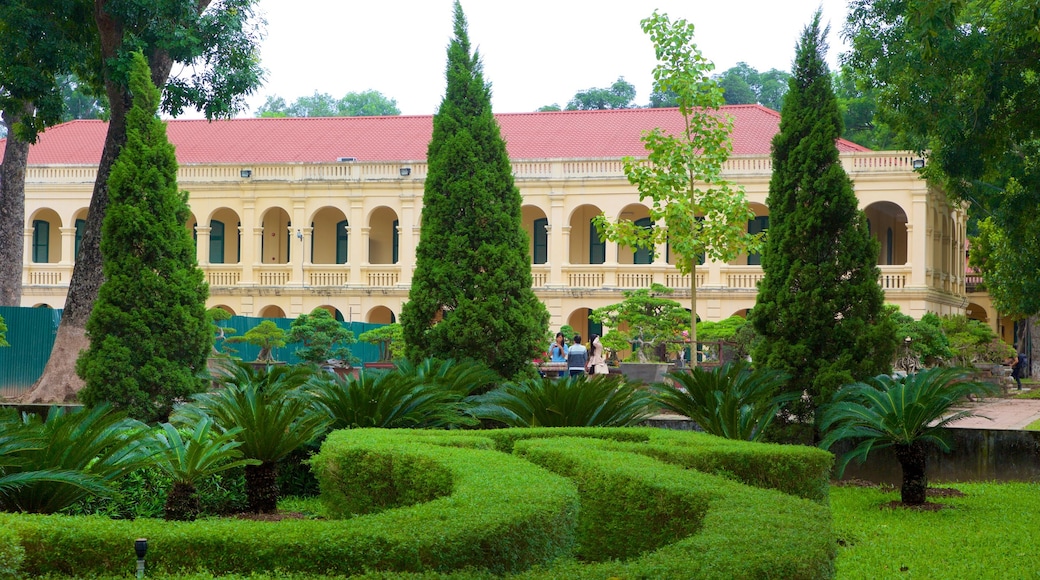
[586,334,609,375]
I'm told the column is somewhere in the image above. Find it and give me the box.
[239,201,256,284]
[288,225,303,284]
[195,226,211,267]
[22,227,32,285]
[399,194,416,285]
[909,194,929,287]
[548,192,565,287]
[348,200,364,285]
[59,227,76,266]
[559,225,572,288]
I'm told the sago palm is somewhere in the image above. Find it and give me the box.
[154,417,259,520]
[476,374,655,427]
[309,369,468,430]
[654,361,796,442]
[180,360,329,513]
[0,405,157,513]
[818,367,996,505]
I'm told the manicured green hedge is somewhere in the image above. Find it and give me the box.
[0,427,834,578]
[512,436,836,579]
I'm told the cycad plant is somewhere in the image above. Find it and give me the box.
[0,405,156,513]
[477,374,655,427]
[180,361,329,513]
[819,367,996,505]
[154,417,259,521]
[309,368,469,430]
[654,361,795,442]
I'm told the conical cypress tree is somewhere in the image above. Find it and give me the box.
[403,1,549,380]
[76,52,210,422]
[750,12,896,427]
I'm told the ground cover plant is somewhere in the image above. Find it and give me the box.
[831,481,1040,579]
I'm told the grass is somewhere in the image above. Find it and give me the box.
[832,481,1040,579]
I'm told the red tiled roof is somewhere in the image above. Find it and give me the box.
[4,105,868,165]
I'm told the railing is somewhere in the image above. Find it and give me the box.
[255,265,292,286]
[878,265,912,290]
[722,266,764,289]
[203,266,242,287]
[24,152,924,186]
[530,265,549,287]
[307,265,350,287]
[364,266,400,287]
[26,264,72,285]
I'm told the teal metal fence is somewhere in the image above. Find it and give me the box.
[0,307,385,397]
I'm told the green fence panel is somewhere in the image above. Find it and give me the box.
[0,309,387,395]
[0,306,62,397]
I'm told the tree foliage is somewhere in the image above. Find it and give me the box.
[288,307,358,366]
[255,89,400,117]
[593,10,758,350]
[358,323,404,361]
[565,76,637,110]
[76,52,210,423]
[750,12,896,426]
[226,320,286,363]
[0,315,7,347]
[714,62,791,111]
[590,283,688,363]
[402,1,549,380]
[843,0,1040,317]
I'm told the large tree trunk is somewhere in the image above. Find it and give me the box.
[894,441,928,506]
[0,104,33,306]
[245,462,279,514]
[19,1,179,404]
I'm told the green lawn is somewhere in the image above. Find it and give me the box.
[832,481,1040,579]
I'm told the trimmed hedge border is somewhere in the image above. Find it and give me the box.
[0,427,835,578]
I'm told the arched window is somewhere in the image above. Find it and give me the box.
[747,216,769,265]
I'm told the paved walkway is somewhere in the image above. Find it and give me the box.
[945,395,1040,430]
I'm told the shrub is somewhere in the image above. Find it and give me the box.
[289,307,358,366]
[475,375,656,427]
[225,320,286,363]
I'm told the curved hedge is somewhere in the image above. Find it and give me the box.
[0,427,835,578]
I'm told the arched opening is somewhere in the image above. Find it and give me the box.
[212,304,236,316]
[522,205,549,265]
[260,207,291,264]
[367,305,397,324]
[965,302,989,324]
[615,204,652,265]
[369,207,399,264]
[568,204,606,265]
[209,208,242,264]
[257,305,286,318]
[33,303,52,309]
[29,209,62,264]
[310,206,349,264]
[864,202,908,265]
[731,308,750,319]
[318,305,345,322]
[565,308,602,344]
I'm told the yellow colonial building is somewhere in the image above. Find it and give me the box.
[10,106,980,338]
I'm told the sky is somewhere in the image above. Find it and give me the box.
[234,0,853,117]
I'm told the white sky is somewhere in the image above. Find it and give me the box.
[234,0,852,117]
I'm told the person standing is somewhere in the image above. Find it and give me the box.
[567,335,588,377]
[1012,351,1028,390]
[587,334,609,375]
[549,332,568,363]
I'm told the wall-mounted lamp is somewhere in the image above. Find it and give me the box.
[295,229,303,241]
[543,222,552,232]
[911,159,925,170]
[240,169,253,178]
[400,167,412,177]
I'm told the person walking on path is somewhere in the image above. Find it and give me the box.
[587,334,609,375]
[567,335,588,377]
[1012,351,1028,390]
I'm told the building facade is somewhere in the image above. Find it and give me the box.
[9,106,979,338]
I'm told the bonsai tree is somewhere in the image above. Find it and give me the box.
[940,314,1015,366]
[206,307,237,356]
[590,283,689,362]
[288,308,359,367]
[226,320,286,363]
[819,368,996,506]
[357,323,404,362]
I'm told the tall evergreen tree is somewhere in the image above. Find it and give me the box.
[76,52,210,423]
[402,1,549,380]
[750,12,895,430]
